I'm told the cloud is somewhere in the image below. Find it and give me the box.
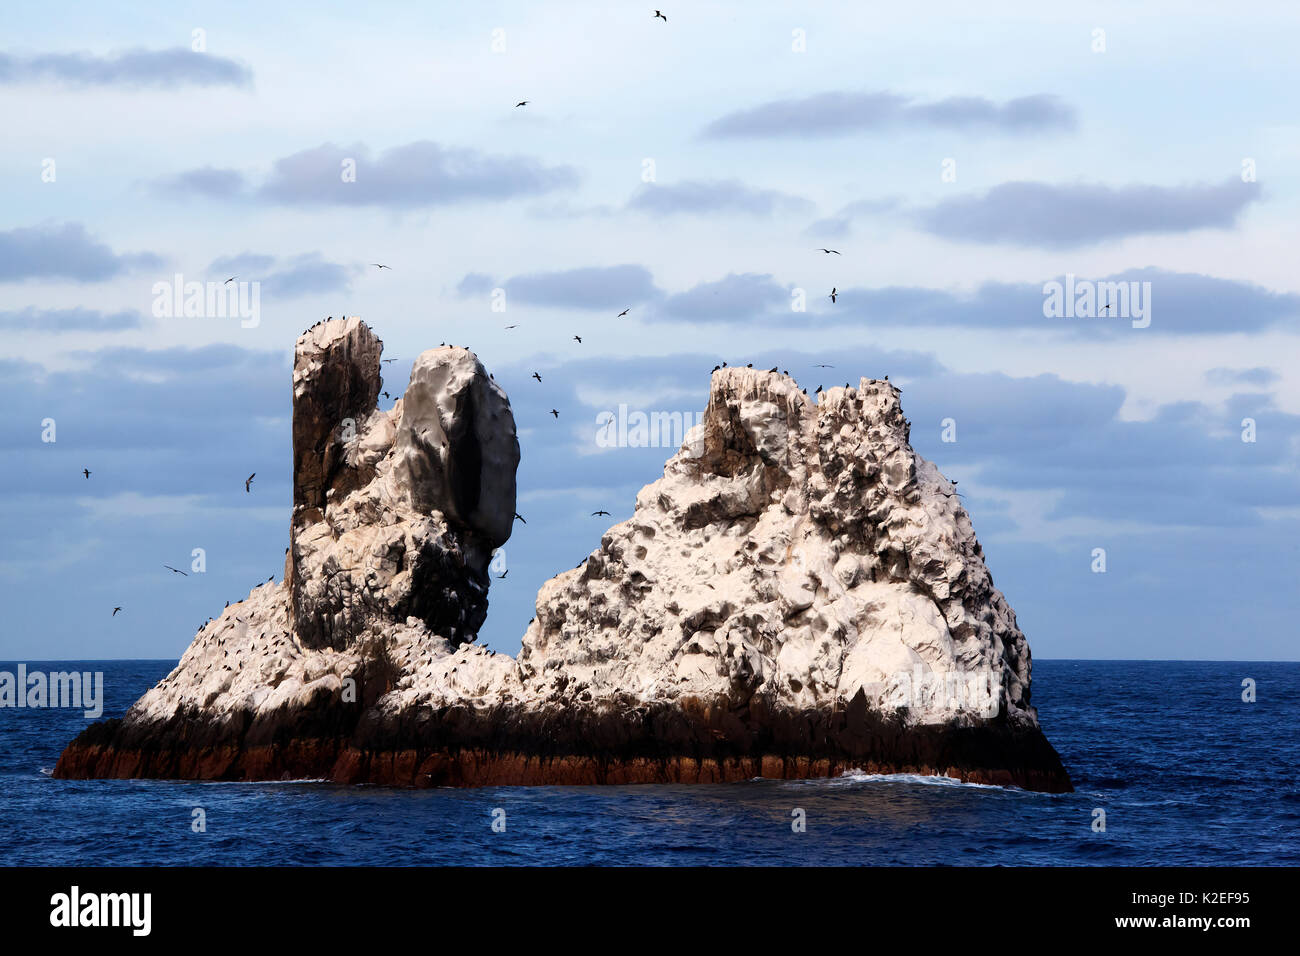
[255,141,580,207]
[646,268,1298,336]
[627,179,814,217]
[456,273,496,297]
[1205,367,1279,386]
[0,307,145,333]
[659,273,790,321]
[0,222,163,282]
[208,253,277,276]
[803,217,851,239]
[500,265,659,310]
[839,269,1298,336]
[917,179,1262,246]
[153,167,248,199]
[0,48,252,88]
[203,252,358,297]
[701,91,1076,139]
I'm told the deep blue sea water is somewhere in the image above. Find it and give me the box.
[1,659,1297,866]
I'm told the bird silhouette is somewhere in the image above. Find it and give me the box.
[814,364,834,368]
[550,409,559,418]
[382,391,390,399]
[505,324,518,329]
[498,569,509,579]
[382,358,398,364]
[617,308,629,317]
[224,275,237,284]
[816,248,841,255]
[828,288,838,303]
[82,469,90,479]
[592,510,611,517]
[164,565,188,576]
[112,607,121,616]
[573,335,582,343]
[515,100,529,107]
[514,512,526,524]
[654,9,667,21]
[245,473,255,492]
[532,372,543,382]
[370,263,391,270]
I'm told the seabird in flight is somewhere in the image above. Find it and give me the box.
[164,565,188,576]
[245,473,255,492]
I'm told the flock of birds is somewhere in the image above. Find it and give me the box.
[93,10,879,631]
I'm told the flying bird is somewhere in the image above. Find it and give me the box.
[654,10,667,21]
[505,324,518,329]
[816,248,841,255]
[224,276,237,284]
[112,607,121,617]
[814,364,834,368]
[515,100,529,107]
[592,510,611,517]
[382,391,390,399]
[382,358,398,364]
[573,335,582,343]
[617,308,629,317]
[164,565,188,576]
[532,372,543,382]
[514,512,526,524]
[245,473,255,492]
[828,288,838,303]
[550,409,559,418]
[370,263,391,270]
[498,569,509,579]
[82,469,90,479]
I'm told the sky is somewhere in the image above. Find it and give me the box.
[1,1,1297,662]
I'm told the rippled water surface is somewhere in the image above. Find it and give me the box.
[2,659,1296,865]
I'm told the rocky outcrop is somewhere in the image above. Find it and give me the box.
[56,322,1071,792]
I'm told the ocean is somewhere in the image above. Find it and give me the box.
[2,659,1296,866]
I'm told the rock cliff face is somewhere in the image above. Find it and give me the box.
[55,321,1071,792]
